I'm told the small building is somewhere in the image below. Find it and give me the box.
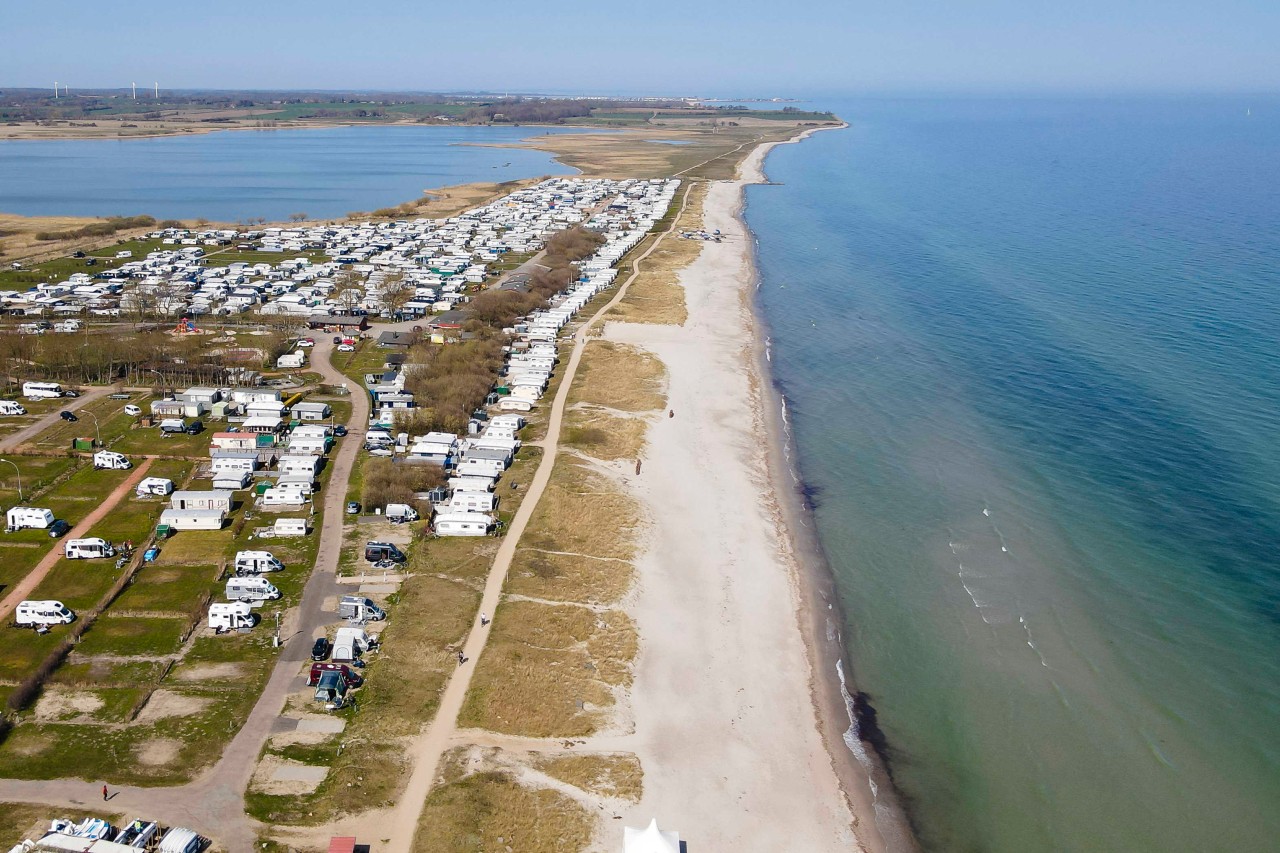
[210,432,257,452]
[376,330,416,348]
[160,508,225,531]
[242,416,284,435]
[292,401,331,421]
[150,399,187,418]
[177,386,221,405]
[170,490,234,512]
[246,399,287,419]
[309,312,368,331]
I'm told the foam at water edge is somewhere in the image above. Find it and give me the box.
[837,657,879,800]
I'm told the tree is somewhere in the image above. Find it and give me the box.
[332,270,365,313]
[289,212,308,222]
[378,273,414,318]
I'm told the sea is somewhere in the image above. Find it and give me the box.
[0,125,585,222]
[747,96,1280,851]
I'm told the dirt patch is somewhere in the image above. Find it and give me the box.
[172,662,243,682]
[34,688,104,722]
[135,738,181,766]
[132,689,210,722]
[250,755,329,796]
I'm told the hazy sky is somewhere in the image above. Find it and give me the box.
[3,0,1276,95]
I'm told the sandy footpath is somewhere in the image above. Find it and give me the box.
[604,133,886,851]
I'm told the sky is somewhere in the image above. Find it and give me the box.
[2,0,1277,95]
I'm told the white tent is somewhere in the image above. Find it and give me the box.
[623,819,680,853]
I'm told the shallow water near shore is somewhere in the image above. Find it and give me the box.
[748,96,1280,851]
[0,125,584,221]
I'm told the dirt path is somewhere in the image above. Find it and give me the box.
[380,183,695,853]
[0,458,154,622]
[0,386,116,452]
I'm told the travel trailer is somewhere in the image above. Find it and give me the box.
[273,517,308,537]
[0,400,27,415]
[444,491,498,513]
[5,506,55,532]
[208,601,257,632]
[135,477,174,497]
[92,450,132,470]
[455,457,505,478]
[234,550,283,574]
[64,537,114,559]
[339,595,386,622]
[433,511,495,537]
[225,576,281,601]
[15,600,75,628]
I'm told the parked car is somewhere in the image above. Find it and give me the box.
[346,501,361,515]
[61,389,80,398]
[311,637,331,661]
[47,519,71,538]
[337,343,355,352]
[184,419,204,435]
[59,411,78,422]
[297,338,315,348]
[332,425,347,437]
[332,335,342,344]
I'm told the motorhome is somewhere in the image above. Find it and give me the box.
[208,601,257,632]
[15,600,75,628]
[273,517,308,537]
[5,506,55,532]
[22,381,63,399]
[92,450,132,470]
[339,594,386,622]
[384,503,419,523]
[434,511,495,537]
[64,537,114,559]
[226,576,281,601]
[0,400,27,415]
[234,550,283,574]
[135,477,174,497]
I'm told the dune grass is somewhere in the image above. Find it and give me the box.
[567,341,666,413]
[607,182,705,327]
[533,752,643,802]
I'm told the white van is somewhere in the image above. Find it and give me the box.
[209,601,257,632]
[385,503,419,523]
[15,600,75,627]
[234,550,283,574]
[65,537,114,559]
[225,576,280,601]
[0,400,27,416]
[123,404,142,417]
[93,450,132,470]
[135,476,174,497]
[5,506,55,532]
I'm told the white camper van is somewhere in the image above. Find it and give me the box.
[93,450,132,470]
[5,506,55,532]
[135,476,174,497]
[225,576,280,601]
[234,550,283,574]
[64,537,114,559]
[385,503,419,523]
[15,600,75,628]
[209,601,257,632]
[339,594,386,622]
[0,400,27,416]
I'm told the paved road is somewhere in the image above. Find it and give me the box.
[0,386,117,453]
[0,340,369,851]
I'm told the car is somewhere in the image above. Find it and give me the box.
[346,501,361,515]
[61,389,80,398]
[332,425,347,437]
[47,519,71,539]
[59,411,78,422]
[108,392,131,400]
[297,338,315,348]
[184,419,204,435]
[311,637,331,661]
[333,336,342,344]
[123,404,142,416]
[337,344,355,352]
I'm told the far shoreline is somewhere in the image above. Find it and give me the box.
[737,124,919,851]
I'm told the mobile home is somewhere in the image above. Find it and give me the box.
[212,470,252,491]
[273,517,308,537]
[170,490,233,512]
[158,508,225,530]
[260,487,307,508]
[443,490,498,513]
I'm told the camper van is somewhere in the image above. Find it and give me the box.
[64,537,114,559]
[123,404,142,417]
[22,381,63,399]
[234,550,283,574]
[226,576,281,601]
[332,625,378,662]
[433,512,495,537]
[364,541,406,563]
[93,450,132,470]
[5,506,55,532]
[339,594,386,622]
[208,601,257,632]
[273,517,308,537]
[385,503,419,523]
[135,476,175,497]
[14,600,75,628]
[0,400,27,416]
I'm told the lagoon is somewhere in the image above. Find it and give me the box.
[0,125,585,222]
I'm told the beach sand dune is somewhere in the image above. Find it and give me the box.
[604,140,878,851]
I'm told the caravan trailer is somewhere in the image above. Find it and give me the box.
[64,537,114,559]
[135,477,175,497]
[260,486,307,508]
[433,511,495,537]
[444,491,498,513]
[5,506,55,532]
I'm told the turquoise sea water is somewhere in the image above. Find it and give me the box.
[0,125,583,221]
[748,98,1280,851]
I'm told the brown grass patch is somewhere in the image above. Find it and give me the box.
[520,461,640,563]
[134,737,181,766]
[533,752,643,802]
[562,409,649,461]
[413,764,593,853]
[507,549,631,606]
[459,601,635,737]
[608,183,706,326]
[568,341,666,413]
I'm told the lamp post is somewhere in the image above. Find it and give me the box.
[0,459,22,501]
[84,410,101,447]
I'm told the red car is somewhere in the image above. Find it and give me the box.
[307,662,364,687]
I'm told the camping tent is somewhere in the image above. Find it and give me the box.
[623,818,680,853]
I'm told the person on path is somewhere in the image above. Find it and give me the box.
[480,613,489,627]
[102,784,108,801]
[457,651,466,665]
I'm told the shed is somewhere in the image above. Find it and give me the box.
[292,401,332,420]
[170,490,233,512]
[159,508,225,531]
[377,330,416,348]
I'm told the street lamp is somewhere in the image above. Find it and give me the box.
[0,459,22,501]
[83,411,101,447]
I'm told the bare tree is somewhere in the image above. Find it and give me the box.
[289,212,309,222]
[378,272,414,318]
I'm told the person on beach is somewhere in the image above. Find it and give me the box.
[102,784,108,801]
[669,410,674,418]
[635,459,642,475]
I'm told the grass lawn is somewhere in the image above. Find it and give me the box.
[0,455,79,506]
[0,545,52,598]
[0,628,66,682]
[109,425,208,458]
[74,615,188,658]
[29,560,121,611]
[113,562,220,614]
[0,803,124,849]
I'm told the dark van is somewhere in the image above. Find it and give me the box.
[364,542,406,563]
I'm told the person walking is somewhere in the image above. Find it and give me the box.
[102,784,108,801]
[480,613,489,627]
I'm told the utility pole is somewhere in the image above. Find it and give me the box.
[0,459,22,501]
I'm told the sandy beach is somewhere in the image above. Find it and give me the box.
[604,130,905,851]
